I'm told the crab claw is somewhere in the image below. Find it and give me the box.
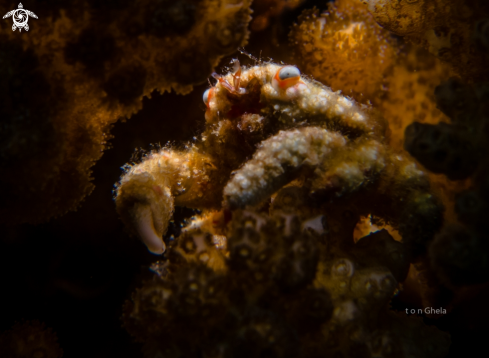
[133,203,166,255]
[115,171,174,255]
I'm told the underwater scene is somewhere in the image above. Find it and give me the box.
[0,0,488,357]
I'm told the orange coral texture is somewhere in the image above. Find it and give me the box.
[290,0,468,225]
[0,0,251,224]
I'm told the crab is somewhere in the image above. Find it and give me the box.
[114,59,443,260]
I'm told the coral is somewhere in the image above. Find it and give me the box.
[0,320,63,358]
[0,36,121,224]
[406,76,489,287]
[404,122,479,180]
[289,0,469,240]
[370,0,489,283]
[115,61,443,262]
[250,0,305,32]
[404,77,488,180]
[0,0,251,224]
[433,77,480,125]
[289,0,451,152]
[290,0,398,103]
[362,0,489,81]
[123,208,450,357]
[429,223,489,286]
[379,48,451,153]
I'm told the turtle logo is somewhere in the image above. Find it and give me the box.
[3,3,38,32]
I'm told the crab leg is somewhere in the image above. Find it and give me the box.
[223,127,350,208]
[115,149,217,254]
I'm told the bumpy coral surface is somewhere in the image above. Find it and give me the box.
[289,0,451,151]
[123,207,450,357]
[115,60,443,260]
[0,320,63,358]
[364,0,489,291]
[405,77,489,287]
[290,0,398,103]
[362,0,489,81]
[0,0,251,224]
[292,0,489,306]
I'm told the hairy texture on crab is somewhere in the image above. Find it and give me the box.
[223,128,388,208]
[0,0,251,225]
[115,60,442,276]
[116,61,385,251]
[205,63,386,138]
[223,128,346,208]
[115,148,220,254]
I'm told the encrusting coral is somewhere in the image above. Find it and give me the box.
[404,77,486,181]
[344,0,489,293]
[0,0,251,224]
[405,77,489,287]
[123,204,450,357]
[289,0,475,291]
[362,0,489,82]
[289,0,398,104]
[0,320,63,358]
[289,0,451,153]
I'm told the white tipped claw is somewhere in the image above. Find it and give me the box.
[134,204,166,255]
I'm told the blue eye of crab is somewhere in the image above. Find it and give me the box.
[278,66,301,80]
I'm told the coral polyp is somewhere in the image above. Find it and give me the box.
[123,207,450,357]
[290,0,398,103]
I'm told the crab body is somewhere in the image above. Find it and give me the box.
[115,61,442,259]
